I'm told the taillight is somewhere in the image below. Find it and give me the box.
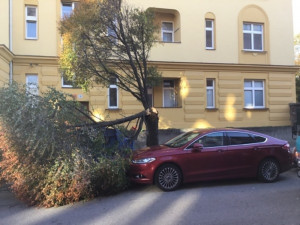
[282,143,290,151]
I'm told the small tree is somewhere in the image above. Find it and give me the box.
[60,0,161,146]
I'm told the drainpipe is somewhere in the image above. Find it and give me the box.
[9,0,13,84]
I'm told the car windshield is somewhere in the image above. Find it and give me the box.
[164,131,199,148]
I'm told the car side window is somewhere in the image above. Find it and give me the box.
[197,132,224,147]
[227,132,255,145]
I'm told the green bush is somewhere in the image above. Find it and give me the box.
[0,83,131,207]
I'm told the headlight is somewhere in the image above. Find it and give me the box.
[132,158,156,164]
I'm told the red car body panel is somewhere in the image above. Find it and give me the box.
[129,128,293,185]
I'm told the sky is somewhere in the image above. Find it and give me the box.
[293,0,300,35]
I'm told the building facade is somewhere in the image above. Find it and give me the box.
[0,0,298,129]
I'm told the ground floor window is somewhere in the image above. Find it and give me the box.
[26,74,38,95]
[206,79,215,108]
[108,77,118,108]
[163,79,178,107]
[244,80,265,108]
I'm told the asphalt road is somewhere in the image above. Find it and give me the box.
[1,169,300,225]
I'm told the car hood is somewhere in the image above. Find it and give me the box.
[133,145,174,158]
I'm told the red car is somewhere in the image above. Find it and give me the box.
[129,128,293,191]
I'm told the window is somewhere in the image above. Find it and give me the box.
[108,77,118,108]
[163,80,177,107]
[244,80,265,108]
[25,6,37,39]
[243,23,263,51]
[205,19,214,49]
[227,132,255,145]
[61,73,73,88]
[26,74,38,95]
[206,79,215,108]
[107,20,118,44]
[61,2,77,18]
[196,132,224,148]
[162,22,174,42]
[147,87,153,107]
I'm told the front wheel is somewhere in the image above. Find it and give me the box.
[155,164,182,191]
[258,159,280,182]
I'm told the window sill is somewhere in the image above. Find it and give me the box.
[242,50,267,54]
[157,41,181,44]
[106,108,122,111]
[62,86,81,89]
[205,108,218,111]
[243,107,269,111]
[206,48,216,51]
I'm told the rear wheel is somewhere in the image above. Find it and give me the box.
[258,159,280,182]
[155,164,182,191]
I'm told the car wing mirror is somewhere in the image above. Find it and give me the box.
[192,143,203,152]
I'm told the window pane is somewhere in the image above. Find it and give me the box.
[254,24,262,31]
[254,81,263,88]
[147,88,153,107]
[206,31,213,48]
[207,79,213,87]
[109,88,117,107]
[243,33,251,49]
[163,33,173,42]
[244,90,253,107]
[200,132,224,147]
[244,80,252,88]
[162,22,173,31]
[243,24,251,31]
[254,34,263,50]
[27,7,36,17]
[164,80,174,88]
[255,90,263,106]
[228,132,255,145]
[207,89,214,107]
[26,75,38,95]
[27,21,37,38]
[206,20,212,28]
[62,3,72,17]
[164,89,176,107]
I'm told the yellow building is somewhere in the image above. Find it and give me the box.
[0,0,298,129]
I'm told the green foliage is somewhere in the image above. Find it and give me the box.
[59,0,161,108]
[0,83,131,207]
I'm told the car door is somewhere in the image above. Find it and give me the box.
[223,131,262,177]
[182,131,228,182]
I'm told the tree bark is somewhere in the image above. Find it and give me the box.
[144,109,159,146]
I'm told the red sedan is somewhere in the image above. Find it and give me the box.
[129,128,293,191]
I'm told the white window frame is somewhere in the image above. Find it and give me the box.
[161,21,174,42]
[205,19,214,49]
[25,6,38,39]
[26,74,39,95]
[61,75,73,88]
[244,80,265,109]
[206,79,215,108]
[108,78,118,109]
[163,79,177,108]
[243,23,264,51]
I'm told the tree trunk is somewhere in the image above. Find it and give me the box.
[145,110,159,146]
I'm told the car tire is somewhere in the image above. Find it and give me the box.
[258,158,280,182]
[155,164,182,191]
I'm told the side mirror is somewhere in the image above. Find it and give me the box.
[192,143,203,152]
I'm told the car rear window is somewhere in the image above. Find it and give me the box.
[253,135,266,143]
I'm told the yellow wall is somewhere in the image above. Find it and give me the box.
[1,0,297,130]
[0,1,9,47]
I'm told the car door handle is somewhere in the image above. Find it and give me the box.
[217,149,225,152]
